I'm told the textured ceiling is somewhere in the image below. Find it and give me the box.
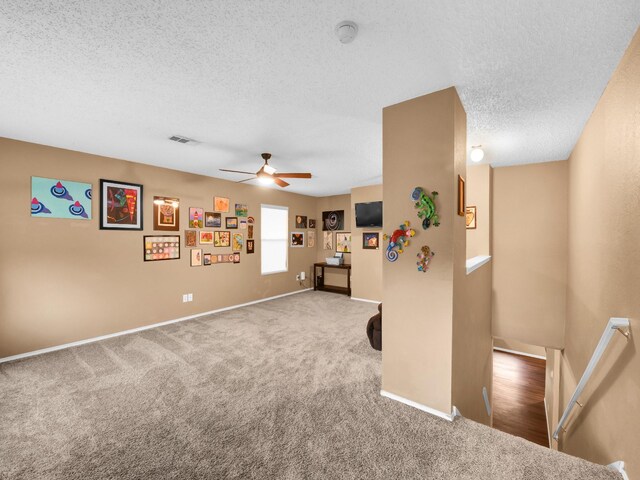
[1,2,638,196]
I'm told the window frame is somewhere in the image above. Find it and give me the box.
[260,204,289,275]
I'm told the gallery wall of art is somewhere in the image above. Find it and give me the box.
[0,137,318,358]
[314,194,352,289]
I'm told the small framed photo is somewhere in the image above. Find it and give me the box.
[465,206,477,229]
[295,215,307,228]
[153,196,179,231]
[336,232,352,253]
[203,253,212,266]
[226,217,238,229]
[248,216,255,224]
[214,231,230,247]
[205,211,221,228]
[235,203,248,217]
[290,232,305,247]
[214,196,230,212]
[143,235,180,262]
[232,233,244,251]
[233,252,241,263]
[190,248,203,267]
[323,231,333,250]
[199,231,213,244]
[189,207,204,228]
[309,219,316,229]
[185,230,197,247]
[100,179,143,230]
[248,225,254,239]
[247,239,255,254]
[308,230,316,248]
[362,232,379,250]
[239,219,247,229]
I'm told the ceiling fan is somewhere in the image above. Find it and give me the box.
[219,153,312,188]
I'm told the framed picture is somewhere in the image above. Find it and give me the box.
[143,235,180,262]
[247,239,255,254]
[248,216,255,224]
[203,253,212,266]
[214,230,230,247]
[226,217,238,229]
[235,203,248,217]
[152,197,179,231]
[295,215,307,228]
[322,210,344,231]
[336,232,352,253]
[189,207,204,228]
[248,225,254,239]
[233,253,241,264]
[205,211,221,228]
[100,179,143,230]
[458,175,465,216]
[308,219,316,229]
[199,231,214,244]
[190,248,203,267]
[239,219,247,229]
[214,196,230,212]
[232,233,244,251]
[185,230,197,247]
[466,206,477,229]
[308,230,316,248]
[31,176,92,220]
[290,232,304,247]
[323,231,333,250]
[362,232,379,249]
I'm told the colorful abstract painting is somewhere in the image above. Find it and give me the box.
[214,231,230,247]
[235,203,248,217]
[100,179,143,230]
[153,196,179,231]
[31,176,92,220]
[336,232,352,253]
[143,236,180,262]
[232,233,244,251]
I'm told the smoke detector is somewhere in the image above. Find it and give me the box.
[335,21,358,44]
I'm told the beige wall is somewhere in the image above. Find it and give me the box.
[493,338,546,358]
[382,87,467,414]
[314,194,352,289]
[560,29,640,478]
[466,164,492,259]
[0,138,318,358]
[350,185,383,302]
[492,161,568,349]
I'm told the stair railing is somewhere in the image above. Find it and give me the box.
[553,317,630,441]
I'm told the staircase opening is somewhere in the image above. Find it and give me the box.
[492,338,549,447]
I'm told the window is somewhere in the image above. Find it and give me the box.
[261,204,288,275]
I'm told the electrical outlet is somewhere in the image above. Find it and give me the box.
[188,293,193,302]
[296,274,300,281]
[182,294,188,303]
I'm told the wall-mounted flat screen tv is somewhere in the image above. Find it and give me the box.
[355,201,383,228]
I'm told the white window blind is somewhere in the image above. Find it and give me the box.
[261,205,288,275]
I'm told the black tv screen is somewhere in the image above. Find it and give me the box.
[355,201,383,228]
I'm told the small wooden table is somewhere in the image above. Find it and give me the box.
[313,262,351,297]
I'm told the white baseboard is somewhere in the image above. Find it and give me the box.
[380,390,455,422]
[350,297,381,304]
[608,461,629,480]
[493,347,546,360]
[0,288,313,364]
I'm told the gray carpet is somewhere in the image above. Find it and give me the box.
[0,291,619,479]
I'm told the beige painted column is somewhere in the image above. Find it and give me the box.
[381,87,467,415]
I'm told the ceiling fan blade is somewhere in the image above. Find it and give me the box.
[273,177,290,188]
[236,177,256,183]
[219,169,256,175]
[273,173,312,179]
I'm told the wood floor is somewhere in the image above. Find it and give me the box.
[493,350,549,447]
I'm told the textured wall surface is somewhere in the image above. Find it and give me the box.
[560,28,640,479]
[492,162,568,349]
[0,138,318,358]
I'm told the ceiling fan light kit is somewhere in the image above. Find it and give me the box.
[219,152,312,189]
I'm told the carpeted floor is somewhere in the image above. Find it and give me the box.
[0,291,619,479]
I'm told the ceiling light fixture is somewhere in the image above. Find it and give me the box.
[335,21,358,44]
[470,146,485,163]
[257,174,274,185]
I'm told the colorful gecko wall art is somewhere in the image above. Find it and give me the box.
[382,221,416,262]
[411,187,440,230]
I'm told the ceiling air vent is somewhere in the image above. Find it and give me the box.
[169,135,200,146]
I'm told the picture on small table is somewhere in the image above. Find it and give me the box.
[336,232,352,253]
[362,232,379,250]
[226,217,238,229]
[290,232,304,247]
[295,215,307,228]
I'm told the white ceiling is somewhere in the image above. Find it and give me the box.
[1,2,638,196]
